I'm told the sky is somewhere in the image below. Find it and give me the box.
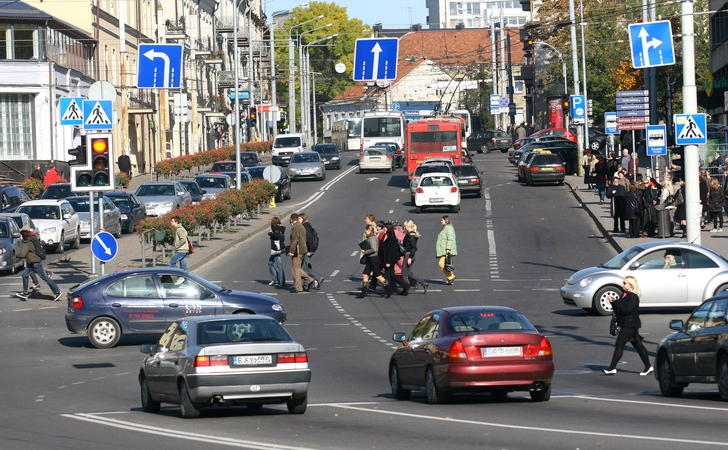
[266,0,427,29]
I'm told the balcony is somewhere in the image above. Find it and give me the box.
[218,70,246,88]
[165,18,186,39]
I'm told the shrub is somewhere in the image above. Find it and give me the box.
[115,172,130,188]
[21,177,44,199]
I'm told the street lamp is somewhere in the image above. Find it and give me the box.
[299,23,331,136]
[303,33,337,143]
[535,41,568,96]
[288,14,324,133]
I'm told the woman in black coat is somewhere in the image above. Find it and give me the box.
[606,176,627,233]
[381,223,410,298]
[603,276,653,376]
[402,220,428,292]
[624,184,642,238]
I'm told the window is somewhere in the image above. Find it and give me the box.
[0,93,34,160]
[705,299,728,328]
[686,301,712,331]
[685,250,719,269]
[107,275,158,297]
[410,313,439,341]
[160,274,205,298]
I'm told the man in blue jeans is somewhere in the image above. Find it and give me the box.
[169,216,190,270]
[298,213,323,290]
[16,225,63,301]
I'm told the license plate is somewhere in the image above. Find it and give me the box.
[370,157,381,161]
[429,198,444,203]
[540,167,554,172]
[482,347,522,357]
[234,355,272,366]
[458,180,467,184]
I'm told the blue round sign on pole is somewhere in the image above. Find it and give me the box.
[91,231,118,262]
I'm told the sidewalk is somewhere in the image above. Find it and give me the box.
[564,174,728,256]
[47,154,294,282]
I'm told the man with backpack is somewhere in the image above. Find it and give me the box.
[298,212,323,290]
[16,225,63,301]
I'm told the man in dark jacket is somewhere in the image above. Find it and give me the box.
[298,212,323,290]
[16,226,62,301]
[287,213,315,293]
[606,175,627,233]
[118,151,132,179]
[30,163,43,181]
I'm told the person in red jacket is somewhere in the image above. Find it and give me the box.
[43,163,62,188]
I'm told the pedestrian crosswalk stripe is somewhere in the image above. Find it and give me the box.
[677,115,704,140]
[85,101,112,125]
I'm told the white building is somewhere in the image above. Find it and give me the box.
[425,0,531,29]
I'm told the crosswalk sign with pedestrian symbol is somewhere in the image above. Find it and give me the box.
[83,99,113,130]
[675,113,707,145]
[59,97,85,125]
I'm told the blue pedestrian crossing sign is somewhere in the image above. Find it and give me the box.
[137,43,184,88]
[83,100,113,130]
[628,20,675,69]
[59,97,85,125]
[91,231,118,262]
[675,113,707,145]
[353,38,399,81]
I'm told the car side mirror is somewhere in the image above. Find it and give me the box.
[63,213,72,220]
[140,343,158,354]
[669,319,684,331]
[201,190,207,195]
[12,232,20,238]
[392,332,407,343]
[629,261,641,270]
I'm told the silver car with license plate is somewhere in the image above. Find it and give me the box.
[561,242,728,315]
[139,315,310,418]
[359,147,394,173]
[287,151,326,181]
[413,173,460,213]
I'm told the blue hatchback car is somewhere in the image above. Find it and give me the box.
[64,268,286,348]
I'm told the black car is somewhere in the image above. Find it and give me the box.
[655,294,728,399]
[40,183,82,200]
[313,143,342,170]
[247,165,292,202]
[0,185,30,212]
[516,140,578,175]
[571,127,610,152]
[372,142,403,168]
[64,268,287,348]
[467,130,512,153]
[178,180,205,204]
[451,164,483,197]
[104,191,147,234]
[525,153,565,186]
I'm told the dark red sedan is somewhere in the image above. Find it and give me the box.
[389,306,554,404]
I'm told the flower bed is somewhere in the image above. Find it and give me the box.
[154,141,272,177]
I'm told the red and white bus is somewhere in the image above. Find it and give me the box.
[405,116,463,180]
[360,111,407,151]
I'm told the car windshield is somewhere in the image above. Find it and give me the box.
[196,319,293,345]
[0,222,9,238]
[603,246,645,269]
[314,145,337,153]
[40,185,73,199]
[196,177,228,189]
[66,198,104,213]
[241,153,258,164]
[17,205,61,220]
[179,183,201,195]
[533,155,563,165]
[136,185,175,197]
[447,311,535,333]
[453,166,478,177]
[109,197,130,208]
[415,165,451,176]
[291,153,319,163]
[364,149,385,156]
[274,137,301,148]
[212,162,236,172]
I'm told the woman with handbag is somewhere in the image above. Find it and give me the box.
[436,215,457,285]
[267,217,286,288]
[603,276,653,376]
[402,220,429,293]
[357,224,389,298]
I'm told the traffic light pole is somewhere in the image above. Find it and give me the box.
[89,192,96,276]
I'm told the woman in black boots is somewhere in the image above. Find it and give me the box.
[381,222,410,297]
[357,225,388,298]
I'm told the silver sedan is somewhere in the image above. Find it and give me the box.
[287,151,326,181]
[359,148,394,173]
[561,242,728,315]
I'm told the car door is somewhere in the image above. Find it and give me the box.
[174,182,191,207]
[144,322,181,399]
[61,203,77,242]
[396,313,437,385]
[131,194,146,227]
[158,273,220,323]
[8,219,21,257]
[409,312,441,386]
[670,301,711,377]
[155,322,189,397]
[694,298,728,375]
[104,274,167,332]
[684,249,724,303]
[631,248,688,305]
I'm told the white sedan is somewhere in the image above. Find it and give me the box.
[359,148,394,173]
[413,173,460,213]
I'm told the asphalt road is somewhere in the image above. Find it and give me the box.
[1,152,727,449]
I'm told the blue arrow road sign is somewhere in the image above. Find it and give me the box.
[353,38,398,81]
[628,20,676,69]
[570,95,585,122]
[91,231,118,262]
[646,124,667,156]
[605,112,618,134]
[137,43,184,88]
[59,97,85,125]
[83,99,113,130]
[675,113,707,145]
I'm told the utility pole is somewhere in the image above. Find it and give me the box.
[682,0,700,245]
[569,0,583,175]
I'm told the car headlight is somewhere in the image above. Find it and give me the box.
[161,202,174,208]
[42,227,57,234]
[120,214,128,220]
[0,248,6,254]
[331,156,340,161]
[578,277,593,288]
[289,168,298,174]
[80,221,90,227]
[271,303,284,312]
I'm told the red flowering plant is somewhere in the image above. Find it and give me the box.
[217,189,248,216]
[21,177,44,199]
[154,160,173,177]
[115,172,130,188]
[136,208,196,245]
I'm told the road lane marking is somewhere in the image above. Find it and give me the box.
[322,165,357,191]
[330,270,340,277]
[350,251,358,257]
[572,395,728,412]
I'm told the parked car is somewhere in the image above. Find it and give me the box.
[517,149,552,182]
[516,140,578,175]
[65,195,123,240]
[16,199,81,253]
[509,136,572,163]
[530,127,577,142]
[654,294,728,399]
[359,147,394,173]
[371,142,403,168]
[135,182,192,217]
[389,306,554,404]
[561,242,728,315]
[413,173,460,213]
[177,180,205,204]
[524,153,566,186]
[220,171,252,187]
[104,191,147,234]
[576,128,610,152]
[0,185,30,212]
[40,183,82,200]
[288,151,326,181]
[467,130,512,153]
[247,165,292,202]
[312,143,342,170]
[139,315,310,418]
[0,212,39,237]
[0,217,23,274]
[64,268,287,348]
[210,153,259,172]
[194,174,233,200]
[451,164,483,197]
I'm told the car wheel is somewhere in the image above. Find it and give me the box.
[558,180,564,186]
[389,362,411,400]
[416,207,422,213]
[526,176,533,186]
[178,381,201,418]
[388,166,393,174]
[286,395,307,414]
[590,140,602,152]
[285,186,292,200]
[275,190,283,202]
[530,384,551,402]
[453,204,460,213]
[481,144,489,153]
[425,367,446,404]
[72,230,80,249]
[658,353,684,398]
[477,149,483,154]
[140,375,161,413]
[500,148,508,153]
[718,354,728,401]
[56,233,65,254]
[593,286,619,316]
[114,221,122,238]
[87,317,121,349]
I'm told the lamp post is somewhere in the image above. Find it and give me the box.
[288,14,323,134]
[303,34,337,144]
[299,23,331,136]
[233,0,244,189]
[534,41,568,95]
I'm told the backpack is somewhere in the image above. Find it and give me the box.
[32,239,47,260]
[305,224,319,252]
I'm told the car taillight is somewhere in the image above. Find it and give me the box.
[523,337,553,358]
[555,166,565,172]
[278,352,308,363]
[473,178,481,184]
[449,339,480,360]
[194,355,229,367]
[397,149,402,154]
[416,188,424,194]
[450,187,458,193]
[71,295,83,309]
[530,167,539,173]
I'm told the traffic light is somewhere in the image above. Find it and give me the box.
[70,139,92,192]
[249,107,257,127]
[68,142,87,167]
[669,146,684,181]
[562,97,570,115]
[523,36,533,52]
[86,133,115,191]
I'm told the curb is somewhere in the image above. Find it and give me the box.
[565,180,623,254]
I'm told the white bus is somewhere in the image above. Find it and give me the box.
[360,111,407,151]
[451,109,472,149]
[331,118,361,152]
